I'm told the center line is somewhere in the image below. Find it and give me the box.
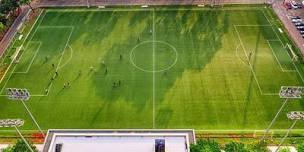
[152,9,156,129]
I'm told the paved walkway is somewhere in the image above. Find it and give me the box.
[0,6,31,57]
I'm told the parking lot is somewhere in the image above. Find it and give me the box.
[273,0,304,55]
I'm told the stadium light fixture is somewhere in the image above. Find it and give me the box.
[275,111,304,152]
[261,86,304,141]
[5,88,45,137]
[0,119,34,152]
[87,0,90,8]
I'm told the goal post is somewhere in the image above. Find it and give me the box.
[285,43,298,62]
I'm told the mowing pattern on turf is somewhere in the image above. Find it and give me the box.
[0,6,304,131]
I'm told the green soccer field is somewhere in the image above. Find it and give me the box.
[0,5,304,132]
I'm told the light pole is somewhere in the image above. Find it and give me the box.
[0,119,34,152]
[6,88,45,137]
[87,0,90,8]
[275,111,304,152]
[261,86,303,141]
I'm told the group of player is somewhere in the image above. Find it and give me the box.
[112,80,122,88]
[6,88,30,101]
[45,53,125,92]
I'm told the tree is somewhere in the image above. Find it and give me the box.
[278,147,291,152]
[19,0,34,11]
[190,139,221,152]
[0,0,19,15]
[247,141,270,152]
[225,142,249,152]
[297,142,304,152]
[1,139,38,152]
[0,22,5,32]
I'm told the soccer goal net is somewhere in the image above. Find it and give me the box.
[202,0,224,7]
[213,0,224,6]
[285,43,298,62]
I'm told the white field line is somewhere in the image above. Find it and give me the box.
[0,66,16,94]
[0,38,18,65]
[0,11,45,86]
[57,45,74,70]
[55,27,74,72]
[234,24,272,27]
[21,100,45,136]
[39,26,74,28]
[234,25,277,96]
[260,9,272,25]
[266,40,296,72]
[45,7,263,13]
[46,8,154,12]
[0,129,304,133]
[235,44,250,67]
[14,42,42,74]
[261,10,304,83]
[0,26,73,97]
[152,9,156,129]
[195,129,304,132]
[0,9,32,59]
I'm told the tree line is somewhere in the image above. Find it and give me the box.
[0,0,32,33]
[190,139,304,152]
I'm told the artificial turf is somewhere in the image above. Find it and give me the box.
[0,5,304,132]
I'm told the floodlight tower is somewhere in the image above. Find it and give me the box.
[275,111,304,152]
[87,0,90,8]
[0,119,34,152]
[261,86,304,141]
[6,88,45,137]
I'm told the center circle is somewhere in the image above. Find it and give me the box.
[130,41,178,73]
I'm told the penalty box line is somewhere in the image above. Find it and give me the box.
[266,40,297,73]
[14,41,42,74]
[261,10,304,84]
[0,11,46,96]
[234,25,277,96]
[0,11,46,87]
[0,25,74,97]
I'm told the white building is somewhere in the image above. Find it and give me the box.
[42,129,195,152]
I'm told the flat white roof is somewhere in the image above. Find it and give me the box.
[43,130,195,152]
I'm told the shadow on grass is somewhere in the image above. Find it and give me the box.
[89,9,230,125]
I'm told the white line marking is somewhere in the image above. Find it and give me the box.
[266,40,296,72]
[152,9,156,129]
[261,10,304,83]
[56,27,74,72]
[56,45,74,70]
[0,26,73,96]
[21,100,45,136]
[0,9,32,59]
[234,25,277,96]
[235,44,250,67]
[0,66,16,94]
[0,11,45,85]
[14,42,42,74]
[234,25,272,27]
